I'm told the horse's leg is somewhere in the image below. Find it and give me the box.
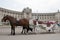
[21,27,24,34]
[11,25,15,35]
[24,28,27,34]
[26,25,33,34]
[27,26,29,33]
[21,26,27,34]
[23,26,28,34]
[28,26,33,32]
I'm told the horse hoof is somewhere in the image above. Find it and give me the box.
[13,33,15,35]
[11,33,15,35]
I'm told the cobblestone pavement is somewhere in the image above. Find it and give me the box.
[0,25,60,40]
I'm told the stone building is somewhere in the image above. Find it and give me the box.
[0,7,60,24]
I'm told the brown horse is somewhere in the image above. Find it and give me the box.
[1,15,32,35]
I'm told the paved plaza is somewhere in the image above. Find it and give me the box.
[0,25,60,40]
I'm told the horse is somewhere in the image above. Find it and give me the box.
[1,15,33,35]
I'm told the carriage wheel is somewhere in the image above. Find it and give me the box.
[48,30,51,32]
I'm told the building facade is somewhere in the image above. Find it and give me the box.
[0,7,60,24]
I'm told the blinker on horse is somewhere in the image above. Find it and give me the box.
[1,15,33,35]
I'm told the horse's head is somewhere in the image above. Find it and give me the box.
[1,15,9,22]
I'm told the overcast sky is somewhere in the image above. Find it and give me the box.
[0,0,60,13]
